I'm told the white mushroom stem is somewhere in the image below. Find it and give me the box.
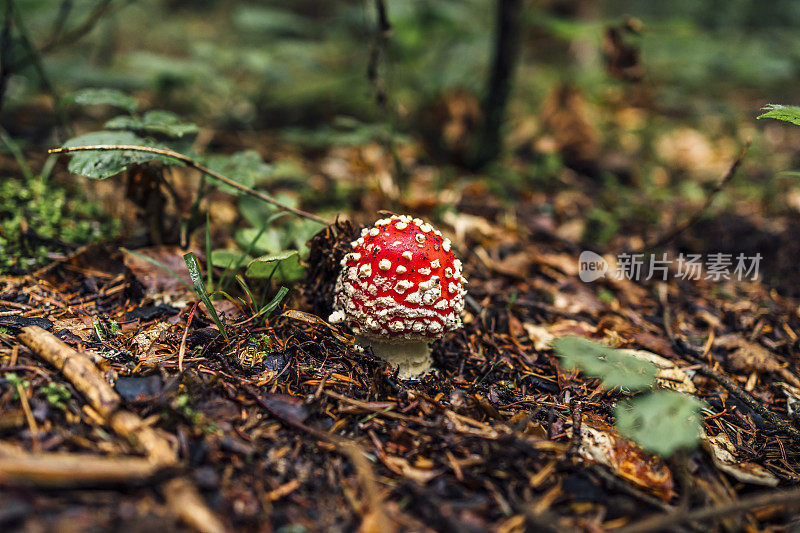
[355,335,433,380]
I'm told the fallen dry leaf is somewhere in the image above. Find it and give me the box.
[620,349,696,393]
[716,334,800,387]
[703,432,779,487]
[131,322,172,358]
[572,415,673,501]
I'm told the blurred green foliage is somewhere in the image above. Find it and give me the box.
[0,173,120,273]
[4,0,800,250]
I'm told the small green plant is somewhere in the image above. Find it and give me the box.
[56,88,326,250]
[0,170,119,274]
[171,393,220,434]
[41,382,72,410]
[5,372,30,399]
[552,336,705,457]
[184,251,229,340]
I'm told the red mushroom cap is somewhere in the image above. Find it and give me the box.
[329,215,467,341]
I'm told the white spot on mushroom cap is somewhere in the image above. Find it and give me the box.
[395,222,407,230]
[369,228,380,236]
[396,265,407,274]
[420,223,432,233]
[442,239,451,252]
[431,258,440,268]
[394,280,414,294]
[379,258,391,271]
[358,263,372,278]
[418,267,431,276]
[415,234,425,244]
[402,251,413,261]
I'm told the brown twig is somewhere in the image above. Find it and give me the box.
[49,144,329,224]
[178,302,198,373]
[18,326,120,418]
[658,288,800,443]
[675,337,800,443]
[613,486,800,533]
[644,141,750,250]
[0,452,161,487]
[17,326,227,533]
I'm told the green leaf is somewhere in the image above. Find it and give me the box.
[210,249,250,269]
[235,227,284,255]
[184,252,228,340]
[238,193,295,228]
[62,131,176,179]
[757,104,800,126]
[63,88,139,112]
[615,390,705,457]
[202,150,272,194]
[551,336,658,391]
[105,110,199,138]
[246,250,299,278]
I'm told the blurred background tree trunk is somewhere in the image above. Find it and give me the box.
[470,0,524,170]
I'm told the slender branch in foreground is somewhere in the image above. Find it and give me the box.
[644,140,750,251]
[49,144,330,225]
[613,486,800,533]
[18,326,226,533]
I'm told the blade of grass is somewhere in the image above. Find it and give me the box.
[184,252,228,340]
[120,248,194,292]
[259,262,283,309]
[235,275,258,315]
[254,286,289,325]
[205,212,213,291]
[0,125,34,180]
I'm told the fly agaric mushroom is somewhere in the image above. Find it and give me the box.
[329,215,467,378]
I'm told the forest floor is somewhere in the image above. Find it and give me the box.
[3,125,800,533]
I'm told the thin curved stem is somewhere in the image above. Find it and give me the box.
[49,144,330,224]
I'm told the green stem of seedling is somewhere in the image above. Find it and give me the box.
[0,125,34,180]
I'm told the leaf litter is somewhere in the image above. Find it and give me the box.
[2,198,800,532]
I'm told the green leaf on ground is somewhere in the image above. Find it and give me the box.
[62,131,177,179]
[105,110,199,138]
[757,104,800,126]
[551,336,658,391]
[210,249,249,270]
[615,390,705,457]
[202,150,272,194]
[246,250,299,278]
[63,89,138,112]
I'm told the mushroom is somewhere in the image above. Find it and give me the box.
[329,215,467,379]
